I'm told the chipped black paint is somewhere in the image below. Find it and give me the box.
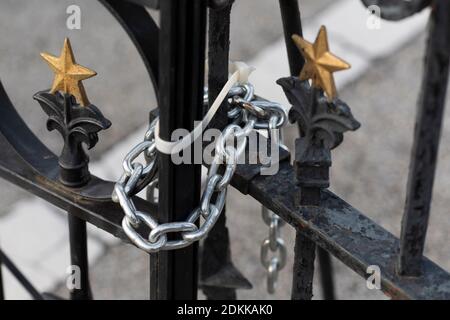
[399,0,450,276]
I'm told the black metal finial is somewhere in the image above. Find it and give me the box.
[278,77,360,150]
[277,77,360,205]
[33,91,111,187]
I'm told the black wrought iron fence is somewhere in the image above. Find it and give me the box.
[0,0,449,300]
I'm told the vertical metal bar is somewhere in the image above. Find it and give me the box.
[398,0,450,276]
[58,119,93,300]
[201,215,238,300]
[291,182,319,300]
[151,0,206,300]
[0,249,43,300]
[68,210,92,300]
[279,0,335,300]
[317,247,335,300]
[291,231,315,300]
[201,3,251,299]
[207,1,232,129]
[200,0,236,301]
[48,93,105,300]
[278,0,304,76]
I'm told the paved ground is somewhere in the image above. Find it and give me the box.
[0,0,448,300]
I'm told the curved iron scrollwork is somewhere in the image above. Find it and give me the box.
[0,0,160,235]
[361,0,431,21]
[100,0,159,90]
[0,1,161,299]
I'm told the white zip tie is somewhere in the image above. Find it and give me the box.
[155,61,255,155]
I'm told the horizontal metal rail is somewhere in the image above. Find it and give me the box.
[236,161,450,300]
[0,116,448,299]
[0,0,449,301]
[0,112,154,242]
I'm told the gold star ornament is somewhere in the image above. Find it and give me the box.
[292,26,350,100]
[40,38,96,106]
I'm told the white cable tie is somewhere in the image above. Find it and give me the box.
[155,61,255,155]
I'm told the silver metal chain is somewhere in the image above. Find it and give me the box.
[260,114,287,294]
[261,207,286,294]
[113,82,287,253]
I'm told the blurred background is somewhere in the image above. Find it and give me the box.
[0,0,448,299]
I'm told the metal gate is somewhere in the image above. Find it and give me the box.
[0,0,449,300]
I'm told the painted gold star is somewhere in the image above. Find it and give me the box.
[292,26,350,100]
[40,38,96,106]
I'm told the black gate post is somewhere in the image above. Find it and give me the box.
[67,212,92,300]
[398,0,450,276]
[279,0,304,78]
[151,0,207,300]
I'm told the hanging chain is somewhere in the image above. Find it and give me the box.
[112,82,287,253]
[261,207,287,294]
[260,111,288,294]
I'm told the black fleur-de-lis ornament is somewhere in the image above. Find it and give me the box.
[279,27,360,206]
[277,76,360,205]
[34,38,111,187]
[33,91,111,187]
[277,77,360,151]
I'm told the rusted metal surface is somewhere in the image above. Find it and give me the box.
[232,160,450,300]
[291,232,315,300]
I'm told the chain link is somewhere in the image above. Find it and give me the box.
[261,207,286,294]
[113,83,287,253]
